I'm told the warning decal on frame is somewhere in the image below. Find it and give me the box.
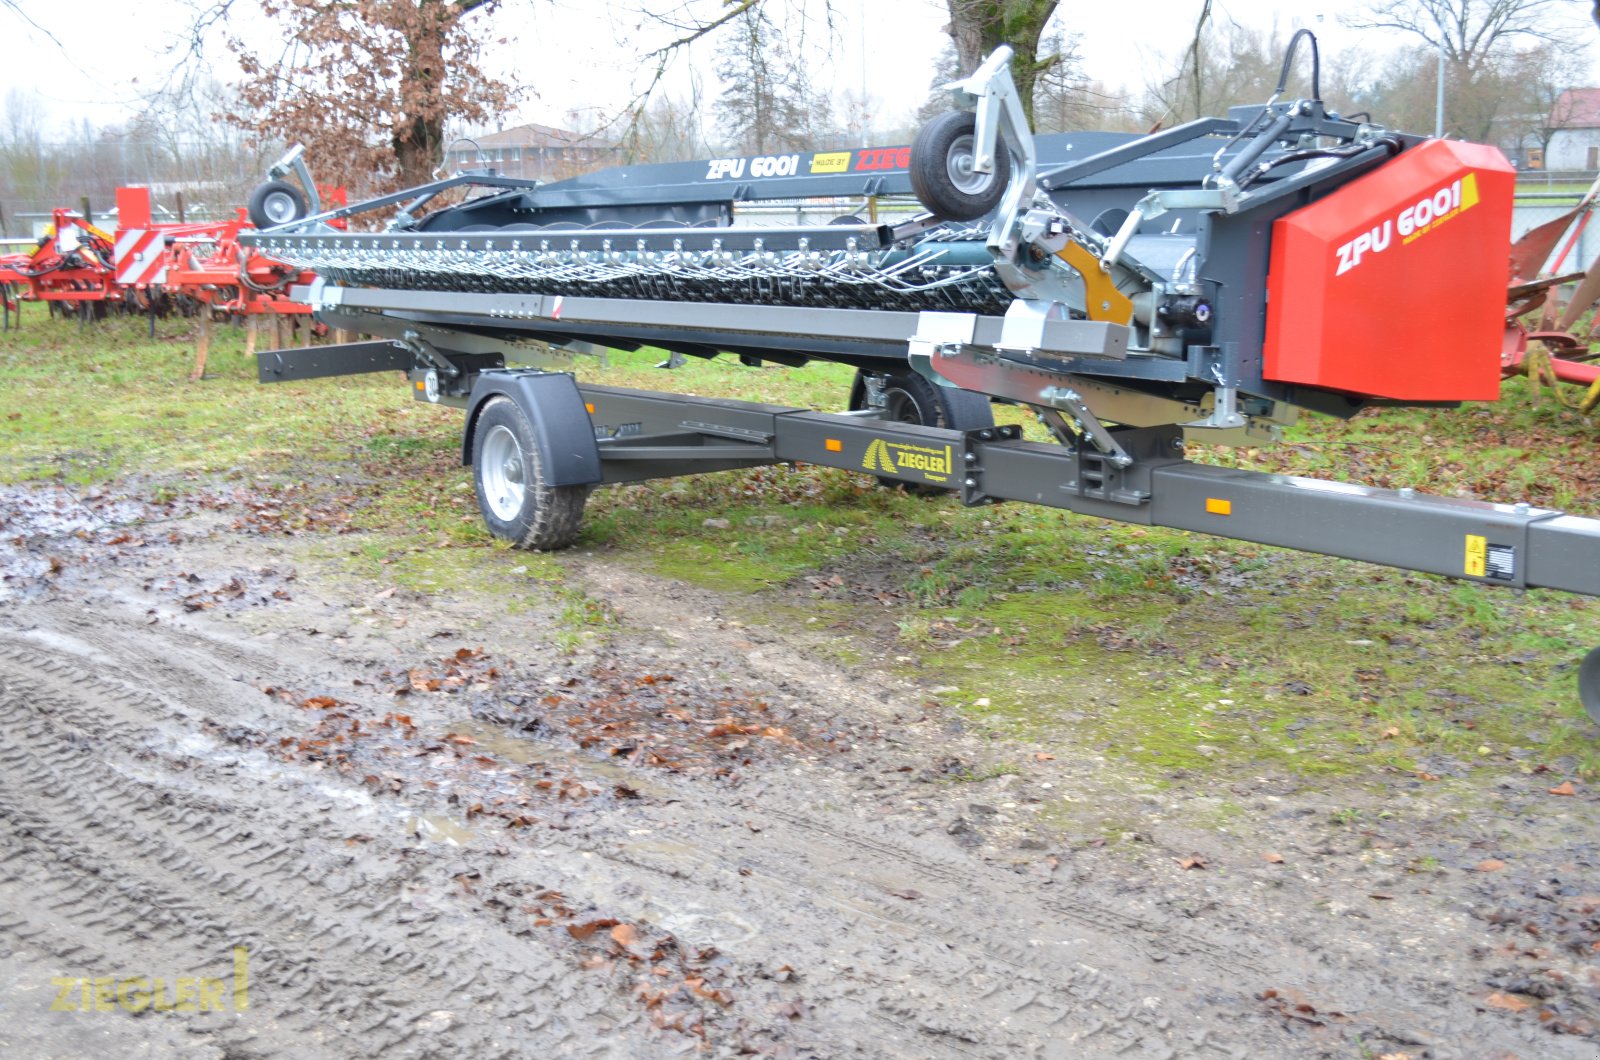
[1464,534,1515,581]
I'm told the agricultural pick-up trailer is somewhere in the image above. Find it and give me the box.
[241,38,1600,718]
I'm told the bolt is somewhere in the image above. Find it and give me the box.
[1514,501,1531,515]
[1398,487,1415,500]
[964,452,977,465]
[1171,438,1184,451]
[963,478,978,489]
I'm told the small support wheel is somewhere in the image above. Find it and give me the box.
[1580,645,1600,725]
[247,180,309,229]
[471,396,587,550]
[909,110,1011,222]
[850,369,993,493]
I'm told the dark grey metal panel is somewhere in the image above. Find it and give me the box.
[1526,516,1600,596]
[1149,463,1556,587]
[774,411,967,489]
[967,438,1165,524]
[256,341,410,383]
[296,286,1131,362]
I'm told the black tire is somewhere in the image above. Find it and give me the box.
[470,396,587,550]
[1580,644,1600,725]
[909,110,1011,222]
[850,369,993,492]
[247,180,309,229]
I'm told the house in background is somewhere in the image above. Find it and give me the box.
[1545,88,1600,172]
[444,124,621,183]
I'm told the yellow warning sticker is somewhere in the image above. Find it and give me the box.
[810,151,852,174]
[1464,534,1487,578]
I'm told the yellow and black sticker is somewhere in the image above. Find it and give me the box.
[810,151,852,175]
[862,439,953,483]
[1464,534,1516,581]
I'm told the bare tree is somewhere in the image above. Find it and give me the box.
[916,41,967,125]
[617,95,712,164]
[712,5,834,153]
[1031,27,1132,133]
[942,1,1060,127]
[1142,18,1290,125]
[1346,0,1567,73]
[1494,40,1591,159]
[225,0,519,193]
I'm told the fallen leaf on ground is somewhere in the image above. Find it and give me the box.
[610,923,637,948]
[889,888,922,900]
[1177,856,1207,870]
[1263,852,1284,864]
[1548,781,1577,796]
[1033,752,1055,761]
[1484,991,1531,1012]
[567,918,620,941]
[1476,858,1507,872]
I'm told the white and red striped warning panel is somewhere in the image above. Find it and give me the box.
[113,229,167,286]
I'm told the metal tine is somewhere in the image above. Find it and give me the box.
[1556,247,1600,333]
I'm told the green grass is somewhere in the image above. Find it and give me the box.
[3,314,1598,785]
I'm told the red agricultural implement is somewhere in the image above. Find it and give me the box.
[1504,174,1600,413]
[0,210,120,321]
[3,186,346,378]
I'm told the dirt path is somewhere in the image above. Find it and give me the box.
[1,482,1597,1058]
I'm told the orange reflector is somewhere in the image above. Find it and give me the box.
[414,380,425,391]
[824,438,842,452]
[585,403,595,414]
[1206,498,1232,516]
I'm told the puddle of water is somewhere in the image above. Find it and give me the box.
[452,718,674,795]
[406,813,477,846]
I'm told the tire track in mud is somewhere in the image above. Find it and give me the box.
[5,566,1588,1058]
[2,618,1217,1058]
[567,563,1598,1060]
[0,644,649,1059]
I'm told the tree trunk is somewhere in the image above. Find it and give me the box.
[943,0,1060,128]
[394,0,450,189]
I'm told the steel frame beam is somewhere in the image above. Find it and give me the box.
[561,377,1600,598]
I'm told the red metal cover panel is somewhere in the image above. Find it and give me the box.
[1262,139,1515,401]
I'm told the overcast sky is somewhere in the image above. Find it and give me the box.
[3,0,1597,137]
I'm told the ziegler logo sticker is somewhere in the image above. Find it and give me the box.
[862,439,953,482]
[854,147,910,171]
[1334,173,1480,276]
[810,151,851,174]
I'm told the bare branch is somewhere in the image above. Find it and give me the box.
[644,0,763,61]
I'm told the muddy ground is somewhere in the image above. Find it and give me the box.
[1,480,1598,1059]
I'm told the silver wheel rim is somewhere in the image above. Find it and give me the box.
[480,424,527,522]
[945,134,994,196]
[884,388,927,426]
[263,191,298,224]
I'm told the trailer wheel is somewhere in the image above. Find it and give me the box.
[909,110,1011,222]
[247,180,309,229]
[1580,645,1600,725]
[471,396,587,550]
[851,369,992,492]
